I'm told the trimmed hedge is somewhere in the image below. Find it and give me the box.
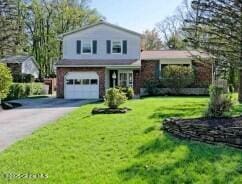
[5,83,45,100]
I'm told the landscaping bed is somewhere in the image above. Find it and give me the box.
[92,107,131,114]
[163,117,242,149]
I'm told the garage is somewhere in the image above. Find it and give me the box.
[64,72,99,99]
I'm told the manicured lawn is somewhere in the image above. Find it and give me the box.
[0,97,242,184]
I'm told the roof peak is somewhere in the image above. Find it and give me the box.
[59,21,142,38]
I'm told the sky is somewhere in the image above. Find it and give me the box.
[90,0,184,33]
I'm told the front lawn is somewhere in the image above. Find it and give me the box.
[0,97,242,184]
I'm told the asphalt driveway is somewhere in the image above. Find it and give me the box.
[0,97,94,152]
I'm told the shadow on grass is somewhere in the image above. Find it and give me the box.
[119,100,242,183]
[149,102,206,120]
[119,134,242,183]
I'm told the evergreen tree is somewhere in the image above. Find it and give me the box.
[184,0,242,99]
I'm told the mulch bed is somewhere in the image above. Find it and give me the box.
[163,117,242,149]
[92,107,132,114]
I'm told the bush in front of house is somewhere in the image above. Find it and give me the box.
[161,65,194,93]
[205,85,233,118]
[144,80,161,96]
[104,88,127,109]
[0,64,13,100]
[13,74,35,83]
[6,83,45,100]
[116,86,134,99]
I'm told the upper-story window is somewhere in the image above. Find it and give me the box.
[76,40,97,55]
[82,41,92,54]
[112,41,122,54]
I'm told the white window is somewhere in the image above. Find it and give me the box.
[118,71,133,87]
[112,41,122,54]
[82,41,92,54]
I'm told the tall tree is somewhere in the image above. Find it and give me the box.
[166,33,186,49]
[183,0,242,99]
[141,29,163,50]
[19,0,102,78]
[156,1,189,50]
[0,0,18,56]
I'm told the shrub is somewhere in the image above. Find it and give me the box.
[5,83,45,100]
[144,80,160,96]
[116,86,134,99]
[104,88,127,109]
[13,74,35,83]
[161,65,194,93]
[0,63,13,100]
[205,85,233,118]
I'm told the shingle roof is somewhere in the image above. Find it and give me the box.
[141,50,211,60]
[56,59,141,67]
[0,55,31,63]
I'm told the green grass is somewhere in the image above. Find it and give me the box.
[0,96,242,184]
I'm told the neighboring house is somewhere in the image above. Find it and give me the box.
[56,21,212,99]
[0,55,39,78]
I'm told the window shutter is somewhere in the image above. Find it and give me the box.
[106,40,111,54]
[123,40,127,54]
[93,40,97,54]
[76,40,81,54]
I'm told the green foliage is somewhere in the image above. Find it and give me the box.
[6,83,45,100]
[161,65,194,92]
[0,63,13,99]
[205,85,233,118]
[104,88,127,109]
[0,0,19,56]
[13,74,35,83]
[17,0,103,78]
[116,86,134,99]
[144,80,161,96]
[166,34,186,49]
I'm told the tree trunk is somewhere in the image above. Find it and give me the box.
[238,2,242,103]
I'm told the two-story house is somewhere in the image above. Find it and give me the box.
[56,21,212,99]
[56,21,142,99]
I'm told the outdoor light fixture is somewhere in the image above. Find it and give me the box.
[112,72,117,87]
[112,72,117,79]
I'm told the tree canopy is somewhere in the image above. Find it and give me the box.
[0,63,13,99]
[0,0,103,78]
[141,29,163,50]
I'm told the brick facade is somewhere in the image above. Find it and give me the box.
[140,60,159,87]
[139,60,212,88]
[56,67,105,98]
[56,61,212,99]
[133,70,141,94]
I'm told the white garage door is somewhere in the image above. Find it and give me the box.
[64,72,99,99]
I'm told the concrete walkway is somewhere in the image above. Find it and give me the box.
[0,97,94,152]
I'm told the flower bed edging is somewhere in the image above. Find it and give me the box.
[163,117,242,149]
